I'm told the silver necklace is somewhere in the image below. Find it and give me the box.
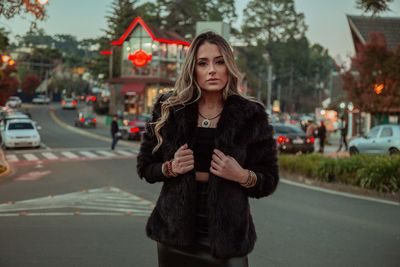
[199,111,221,128]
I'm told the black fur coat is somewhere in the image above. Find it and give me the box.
[137,93,279,259]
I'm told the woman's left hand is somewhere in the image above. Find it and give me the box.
[210,149,247,183]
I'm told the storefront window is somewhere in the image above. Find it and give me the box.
[124,93,144,115]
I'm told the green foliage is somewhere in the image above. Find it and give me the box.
[241,0,307,45]
[105,0,141,40]
[279,154,400,193]
[356,0,394,15]
[0,27,10,51]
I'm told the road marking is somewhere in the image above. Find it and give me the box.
[96,150,118,157]
[5,155,18,162]
[0,186,154,216]
[115,150,135,156]
[79,151,99,158]
[281,179,400,206]
[61,151,79,159]
[23,154,39,161]
[42,152,58,160]
[15,170,52,181]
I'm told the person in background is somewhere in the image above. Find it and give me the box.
[137,31,279,267]
[317,120,327,153]
[337,116,348,152]
[306,120,318,138]
[110,115,119,150]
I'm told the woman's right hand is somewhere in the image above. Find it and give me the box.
[172,144,194,175]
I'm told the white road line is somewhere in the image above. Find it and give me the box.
[23,154,39,161]
[61,151,79,159]
[96,150,118,157]
[281,179,400,206]
[115,150,135,156]
[6,154,19,162]
[42,152,58,160]
[79,151,99,158]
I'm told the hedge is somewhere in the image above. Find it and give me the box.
[279,154,400,193]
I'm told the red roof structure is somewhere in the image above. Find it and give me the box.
[111,16,190,46]
[347,15,400,53]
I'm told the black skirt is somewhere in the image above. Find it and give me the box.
[157,242,249,267]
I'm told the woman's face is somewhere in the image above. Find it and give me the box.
[195,42,228,92]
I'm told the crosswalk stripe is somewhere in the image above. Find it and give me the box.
[42,152,58,160]
[6,154,19,162]
[23,154,39,161]
[6,149,137,163]
[115,150,135,156]
[0,187,154,216]
[96,150,118,157]
[61,151,79,159]
[79,151,99,158]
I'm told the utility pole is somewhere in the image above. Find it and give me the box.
[266,64,272,113]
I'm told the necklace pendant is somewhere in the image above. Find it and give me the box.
[201,119,211,128]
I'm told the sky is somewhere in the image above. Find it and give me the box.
[1,0,399,65]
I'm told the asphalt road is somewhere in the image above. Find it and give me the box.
[0,103,398,267]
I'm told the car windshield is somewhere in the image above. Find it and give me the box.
[8,122,34,130]
[273,125,303,134]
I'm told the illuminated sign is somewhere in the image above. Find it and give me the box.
[128,49,152,67]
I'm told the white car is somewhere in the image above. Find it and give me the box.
[1,119,41,149]
[32,95,51,104]
[349,124,400,155]
[5,96,22,108]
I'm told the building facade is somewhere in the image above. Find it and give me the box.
[106,17,190,116]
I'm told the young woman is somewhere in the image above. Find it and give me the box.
[137,31,279,267]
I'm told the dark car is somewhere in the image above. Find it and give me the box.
[271,123,314,154]
[74,111,97,128]
[119,114,151,140]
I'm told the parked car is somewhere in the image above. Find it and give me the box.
[0,111,30,131]
[5,96,22,108]
[61,97,77,109]
[119,114,151,140]
[1,119,41,149]
[74,111,96,128]
[32,95,51,104]
[349,124,400,156]
[271,123,315,154]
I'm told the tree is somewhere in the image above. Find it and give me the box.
[342,33,400,113]
[105,0,141,40]
[356,0,394,15]
[0,0,48,20]
[241,0,307,45]
[157,0,236,38]
[0,27,10,51]
[21,73,40,97]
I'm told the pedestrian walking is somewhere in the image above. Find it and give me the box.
[317,120,327,153]
[137,31,279,267]
[337,116,348,152]
[110,115,119,150]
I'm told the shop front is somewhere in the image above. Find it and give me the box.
[106,16,190,116]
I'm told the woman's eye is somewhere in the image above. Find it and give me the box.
[197,61,207,66]
[216,60,225,65]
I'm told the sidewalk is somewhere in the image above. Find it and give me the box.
[317,131,350,158]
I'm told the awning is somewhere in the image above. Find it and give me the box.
[121,83,145,95]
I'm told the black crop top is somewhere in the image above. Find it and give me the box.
[193,127,216,172]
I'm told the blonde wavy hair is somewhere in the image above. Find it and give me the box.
[152,31,248,153]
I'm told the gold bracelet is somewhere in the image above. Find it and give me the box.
[240,170,251,186]
[241,170,257,188]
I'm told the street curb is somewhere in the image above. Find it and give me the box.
[48,108,140,150]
